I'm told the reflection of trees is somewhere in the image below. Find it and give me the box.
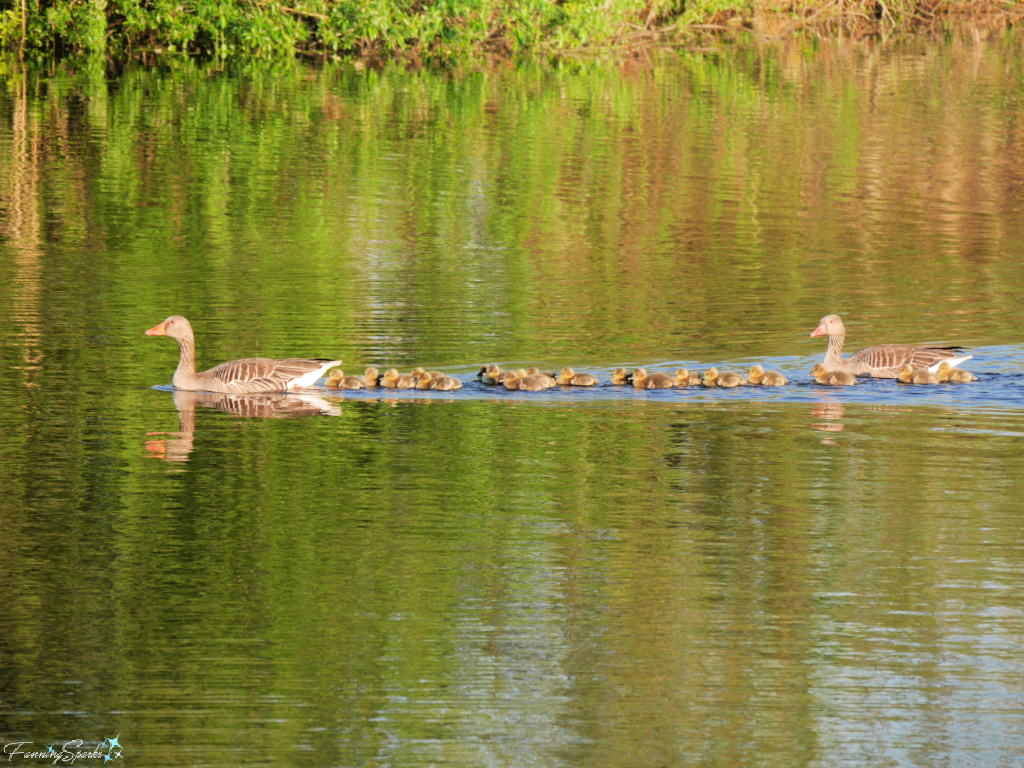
[3,43,1024,374]
[3,67,43,391]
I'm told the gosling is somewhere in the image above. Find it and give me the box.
[674,368,703,387]
[748,365,788,386]
[717,370,748,388]
[325,368,365,389]
[381,369,417,389]
[478,364,504,385]
[432,375,463,391]
[557,367,599,386]
[897,364,939,385]
[937,361,978,383]
[640,371,675,389]
[610,367,633,385]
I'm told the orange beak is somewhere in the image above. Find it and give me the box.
[145,321,167,336]
[810,321,826,338]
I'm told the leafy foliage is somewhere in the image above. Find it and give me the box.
[0,0,687,58]
[0,0,1018,60]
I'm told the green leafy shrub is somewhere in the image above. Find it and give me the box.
[0,0,1017,59]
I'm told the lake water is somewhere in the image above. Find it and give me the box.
[2,33,1024,767]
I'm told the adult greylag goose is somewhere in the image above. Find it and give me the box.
[810,314,970,378]
[145,316,340,394]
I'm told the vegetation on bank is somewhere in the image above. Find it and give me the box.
[0,0,1020,60]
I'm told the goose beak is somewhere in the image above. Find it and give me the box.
[810,321,826,338]
[145,321,167,336]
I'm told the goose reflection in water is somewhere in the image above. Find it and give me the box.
[811,402,846,445]
[146,389,342,462]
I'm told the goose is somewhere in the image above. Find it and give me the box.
[631,368,650,388]
[362,367,381,387]
[145,316,339,394]
[747,365,766,385]
[557,367,599,386]
[701,368,720,387]
[937,361,978,383]
[810,314,970,378]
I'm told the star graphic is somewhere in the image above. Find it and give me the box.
[106,735,120,750]
[97,739,107,750]
[103,754,111,763]
[47,745,55,754]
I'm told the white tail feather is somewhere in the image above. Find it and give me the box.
[288,360,342,390]
[927,355,973,374]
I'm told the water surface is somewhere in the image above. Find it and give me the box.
[1,34,1024,767]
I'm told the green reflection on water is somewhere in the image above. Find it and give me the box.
[2,396,1023,765]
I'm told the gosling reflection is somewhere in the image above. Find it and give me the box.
[146,389,341,462]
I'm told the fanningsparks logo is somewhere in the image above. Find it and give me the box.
[3,736,123,763]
